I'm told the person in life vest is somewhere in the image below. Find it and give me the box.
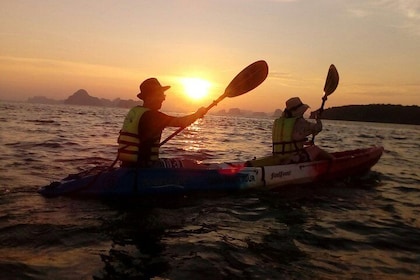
[246,97,333,167]
[117,78,207,167]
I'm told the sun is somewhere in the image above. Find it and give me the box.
[181,77,211,100]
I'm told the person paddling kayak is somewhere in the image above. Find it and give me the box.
[117,78,206,168]
[274,97,333,162]
[246,97,333,167]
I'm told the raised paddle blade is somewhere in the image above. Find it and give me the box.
[205,60,269,111]
[312,64,339,144]
[160,60,268,146]
[324,64,339,97]
[224,60,269,98]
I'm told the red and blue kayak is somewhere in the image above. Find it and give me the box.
[38,146,384,198]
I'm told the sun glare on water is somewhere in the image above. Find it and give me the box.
[181,77,211,100]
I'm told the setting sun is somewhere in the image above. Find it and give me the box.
[180,77,211,100]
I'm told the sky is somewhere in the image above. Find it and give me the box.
[1,0,419,113]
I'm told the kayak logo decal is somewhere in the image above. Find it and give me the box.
[271,170,291,180]
[242,173,256,183]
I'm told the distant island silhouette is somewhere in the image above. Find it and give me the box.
[27,89,419,125]
[27,89,141,108]
[316,104,420,125]
[27,89,282,117]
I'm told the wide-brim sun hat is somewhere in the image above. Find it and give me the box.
[285,97,309,117]
[137,78,170,100]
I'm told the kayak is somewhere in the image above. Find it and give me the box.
[38,146,384,198]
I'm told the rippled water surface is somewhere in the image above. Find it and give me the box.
[1,102,419,279]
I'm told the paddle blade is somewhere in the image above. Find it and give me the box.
[324,64,339,96]
[224,60,269,98]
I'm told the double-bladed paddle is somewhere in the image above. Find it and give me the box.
[160,60,269,146]
[312,64,339,143]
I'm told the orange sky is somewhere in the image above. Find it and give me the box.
[1,1,419,113]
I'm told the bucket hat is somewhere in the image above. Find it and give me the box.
[137,78,170,100]
[285,97,309,117]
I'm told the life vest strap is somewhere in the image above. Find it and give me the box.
[118,140,141,148]
[273,138,308,155]
[273,137,307,145]
[118,149,138,155]
[119,131,139,138]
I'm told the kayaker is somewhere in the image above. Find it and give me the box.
[117,78,206,167]
[246,97,333,166]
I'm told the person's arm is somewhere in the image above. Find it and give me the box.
[167,107,207,127]
[309,110,323,136]
[140,107,206,137]
[293,117,322,140]
[311,119,323,135]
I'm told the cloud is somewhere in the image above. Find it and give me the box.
[396,0,420,35]
[266,0,298,2]
[0,55,144,100]
[347,8,371,18]
[0,56,140,80]
[347,81,420,98]
[269,71,293,79]
[394,0,420,19]
[268,71,303,87]
[346,0,420,35]
[380,0,420,35]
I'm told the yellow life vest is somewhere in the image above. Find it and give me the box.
[246,117,309,167]
[117,106,160,164]
[272,117,305,155]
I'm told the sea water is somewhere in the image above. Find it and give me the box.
[0,102,419,279]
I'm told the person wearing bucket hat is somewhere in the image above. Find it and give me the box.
[117,77,207,167]
[274,97,333,163]
[282,97,310,118]
[246,97,333,167]
[136,78,171,101]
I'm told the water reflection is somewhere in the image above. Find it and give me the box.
[95,203,169,279]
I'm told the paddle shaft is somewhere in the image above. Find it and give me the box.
[319,96,328,115]
[312,65,339,143]
[159,93,227,146]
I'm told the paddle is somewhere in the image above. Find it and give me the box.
[312,64,339,143]
[159,60,269,146]
[319,64,339,114]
